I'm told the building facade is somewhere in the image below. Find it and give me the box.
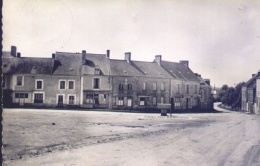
[2,46,213,111]
[241,72,260,114]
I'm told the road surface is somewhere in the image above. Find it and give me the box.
[2,103,260,166]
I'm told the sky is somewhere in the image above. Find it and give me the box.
[3,0,260,87]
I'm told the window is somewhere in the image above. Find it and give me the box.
[127,97,132,106]
[143,82,147,90]
[34,93,43,103]
[153,82,157,91]
[86,93,93,104]
[68,80,74,89]
[161,97,164,103]
[195,85,198,94]
[118,97,124,105]
[99,94,107,104]
[94,69,100,75]
[140,97,145,105]
[93,78,100,89]
[15,93,28,98]
[35,79,43,90]
[161,82,165,91]
[59,80,66,89]
[153,97,157,106]
[68,95,75,105]
[16,76,23,86]
[175,98,181,107]
[177,84,180,94]
[186,84,189,94]
[119,83,124,90]
[127,83,132,90]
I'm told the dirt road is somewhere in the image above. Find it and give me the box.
[3,103,260,166]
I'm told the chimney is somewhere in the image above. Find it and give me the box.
[204,79,211,86]
[155,55,162,66]
[106,50,110,59]
[11,46,17,57]
[179,60,189,68]
[125,52,131,64]
[52,53,55,59]
[82,50,86,65]
[17,52,21,58]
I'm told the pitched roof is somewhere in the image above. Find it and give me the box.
[82,53,110,75]
[52,52,82,76]
[160,61,200,81]
[244,72,260,88]
[2,57,54,74]
[131,61,173,78]
[110,60,144,77]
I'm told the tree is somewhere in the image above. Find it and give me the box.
[219,82,245,110]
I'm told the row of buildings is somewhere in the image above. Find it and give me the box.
[2,46,213,111]
[241,72,260,114]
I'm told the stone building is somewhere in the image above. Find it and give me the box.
[2,46,213,111]
[241,71,260,114]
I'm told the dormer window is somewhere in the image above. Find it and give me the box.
[94,65,101,75]
[16,76,24,86]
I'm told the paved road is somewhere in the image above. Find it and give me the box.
[3,103,260,166]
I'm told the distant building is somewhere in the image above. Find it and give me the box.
[2,46,213,111]
[241,72,260,114]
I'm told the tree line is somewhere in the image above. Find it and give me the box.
[216,82,245,110]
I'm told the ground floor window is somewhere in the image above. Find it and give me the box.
[68,95,75,105]
[118,97,124,105]
[34,93,43,103]
[127,97,132,107]
[99,94,107,104]
[86,93,93,104]
[15,93,28,98]
[139,97,145,106]
[175,98,181,107]
[86,93,107,105]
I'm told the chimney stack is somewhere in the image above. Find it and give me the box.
[155,55,162,66]
[17,52,21,58]
[11,46,17,57]
[125,52,131,64]
[82,50,86,65]
[52,53,55,59]
[106,50,110,59]
[179,60,189,68]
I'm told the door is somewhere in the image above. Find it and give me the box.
[94,94,99,105]
[186,98,189,109]
[58,95,63,107]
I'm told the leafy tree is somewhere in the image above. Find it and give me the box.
[218,82,245,110]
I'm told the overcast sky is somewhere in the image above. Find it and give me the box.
[3,0,260,87]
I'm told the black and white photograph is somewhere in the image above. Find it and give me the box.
[2,0,260,165]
